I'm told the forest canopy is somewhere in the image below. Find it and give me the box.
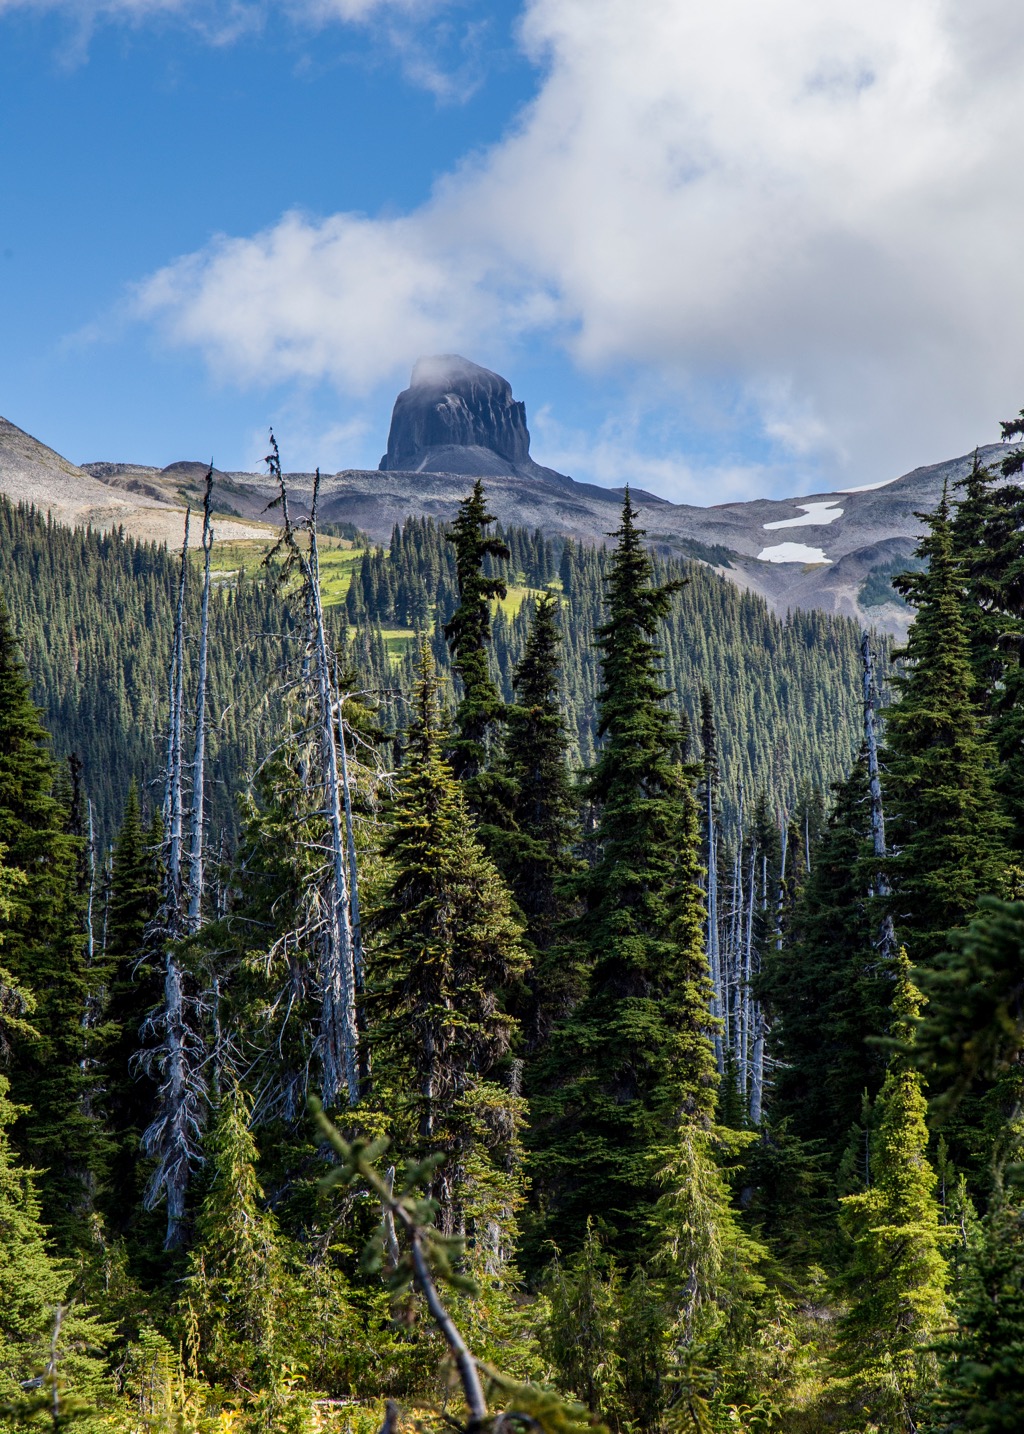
[1,421,1024,1434]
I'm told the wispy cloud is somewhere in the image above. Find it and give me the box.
[0,0,459,77]
[106,0,1024,489]
[528,403,796,508]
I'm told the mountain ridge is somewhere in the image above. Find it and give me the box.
[1,357,1019,635]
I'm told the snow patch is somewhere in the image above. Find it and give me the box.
[757,542,832,564]
[763,501,844,530]
[838,478,900,493]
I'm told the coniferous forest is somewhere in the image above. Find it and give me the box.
[2,415,1024,1433]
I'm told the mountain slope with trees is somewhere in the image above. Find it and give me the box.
[2,413,1024,1432]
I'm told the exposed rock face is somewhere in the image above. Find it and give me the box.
[379,355,563,480]
[6,353,1023,637]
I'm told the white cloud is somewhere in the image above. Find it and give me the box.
[0,0,439,32]
[528,403,789,507]
[135,0,1024,490]
[137,210,560,394]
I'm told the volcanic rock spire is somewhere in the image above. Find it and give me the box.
[379,355,570,484]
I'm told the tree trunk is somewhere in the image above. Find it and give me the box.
[164,510,190,916]
[861,632,897,963]
[307,481,359,1108]
[185,470,214,935]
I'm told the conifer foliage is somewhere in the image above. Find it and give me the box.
[9,417,1024,1432]
[0,599,99,1245]
[180,1085,291,1391]
[834,951,950,1431]
[370,645,529,1249]
[536,492,717,1255]
[496,594,579,1045]
[886,488,1008,963]
[924,1142,1024,1433]
[443,479,511,801]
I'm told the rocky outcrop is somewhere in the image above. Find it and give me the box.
[6,355,1023,636]
[379,355,570,484]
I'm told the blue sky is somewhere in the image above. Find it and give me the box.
[2,0,1023,503]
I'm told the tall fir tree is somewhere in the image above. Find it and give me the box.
[923,1130,1024,1434]
[179,1085,291,1393]
[0,1074,111,1414]
[0,844,33,1063]
[760,757,893,1168]
[885,488,1007,965]
[494,594,580,1048]
[100,782,163,1229]
[442,480,511,814]
[949,445,1024,855]
[533,492,718,1257]
[833,950,951,1432]
[0,599,103,1250]
[369,645,529,1253]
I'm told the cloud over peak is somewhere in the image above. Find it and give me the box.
[113,0,1024,485]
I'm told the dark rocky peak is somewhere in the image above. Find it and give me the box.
[379,355,536,475]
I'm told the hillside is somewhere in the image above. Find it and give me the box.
[0,494,868,845]
[2,357,1019,636]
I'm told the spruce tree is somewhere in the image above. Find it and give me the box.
[834,950,951,1431]
[369,645,529,1250]
[948,443,1024,855]
[443,480,510,809]
[885,489,1007,965]
[0,600,102,1248]
[100,782,163,1228]
[534,492,718,1256]
[0,1075,110,1413]
[924,1140,1024,1433]
[914,896,1024,1116]
[495,594,580,1047]
[179,1085,291,1393]
[761,757,893,1168]
[0,846,33,1063]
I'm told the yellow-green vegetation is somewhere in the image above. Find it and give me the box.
[204,536,365,607]
[494,583,549,618]
[205,537,278,579]
[318,545,364,606]
[377,626,418,663]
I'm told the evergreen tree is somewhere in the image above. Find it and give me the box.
[369,646,529,1250]
[946,442,1024,856]
[0,845,33,1063]
[179,1085,291,1393]
[0,599,102,1249]
[886,489,1007,964]
[442,480,511,808]
[100,783,163,1228]
[496,594,580,1047]
[924,1135,1024,1433]
[534,492,717,1257]
[913,896,1024,1117]
[0,1075,111,1414]
[540,1221,624,1418]
[834,951,951,1431]
[761,757,893,1168]
[998,405,1024,478]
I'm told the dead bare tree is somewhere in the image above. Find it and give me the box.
[186,467,214,935]
[140,507,209,1249]
[861,631,897,966]
[263,435,360,1109]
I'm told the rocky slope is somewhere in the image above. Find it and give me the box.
[2,356,1019,634]
[0,418,272,547]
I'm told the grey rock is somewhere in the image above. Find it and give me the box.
[378,354,573,486]
[5,354,1023,638]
